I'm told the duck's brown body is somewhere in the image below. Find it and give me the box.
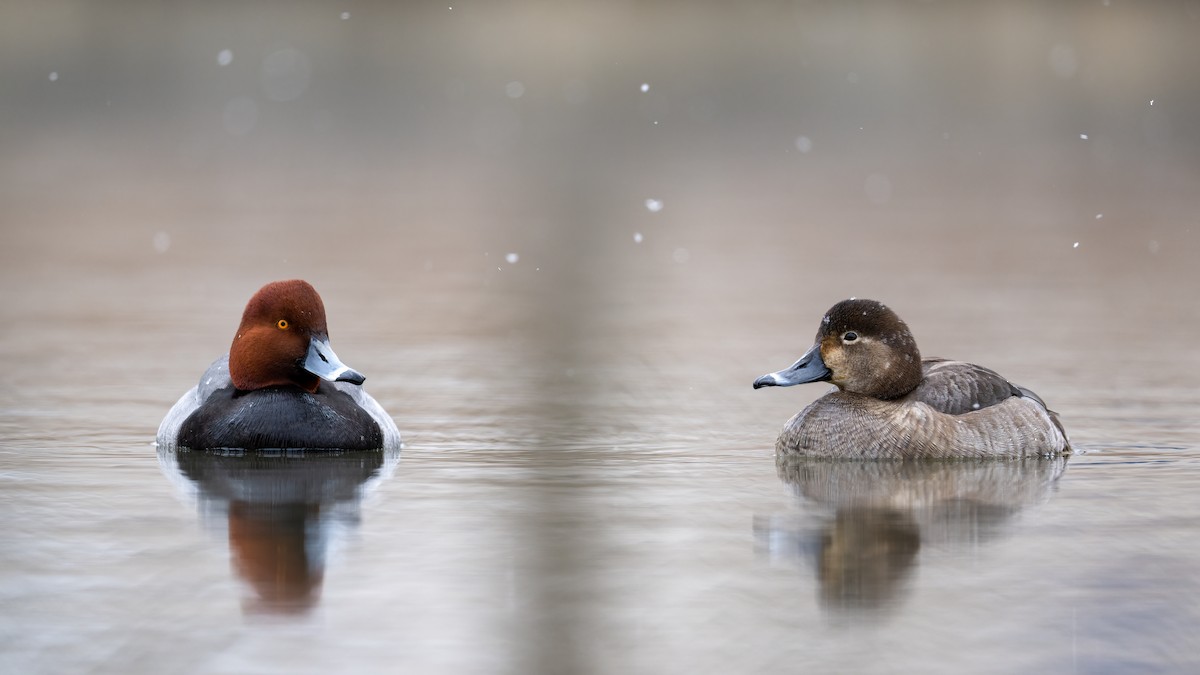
[778,359,1069,459]
[755,300,1070,459]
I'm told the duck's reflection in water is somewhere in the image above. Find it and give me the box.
[755,456,1067,616]
[813,506,921,612]
[158,447,399,615]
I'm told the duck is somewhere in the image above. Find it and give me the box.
[157,280,401,451]
[752,299,1070,459]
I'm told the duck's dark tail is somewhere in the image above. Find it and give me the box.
[1016,385,1072,454]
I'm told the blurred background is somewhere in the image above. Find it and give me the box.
[2,1,1198,673]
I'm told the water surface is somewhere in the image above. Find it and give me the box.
[3,2,1200,673]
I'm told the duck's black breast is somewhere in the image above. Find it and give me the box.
[178,382,383,450]
[910,358,1022,415]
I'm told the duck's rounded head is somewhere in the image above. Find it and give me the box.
[754,298,923,400]
[228,280,365,393]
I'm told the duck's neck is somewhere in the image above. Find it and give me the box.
[869,350,923,400]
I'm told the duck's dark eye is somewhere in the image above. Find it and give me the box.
[842,331,858,342]
[276,319,289,330]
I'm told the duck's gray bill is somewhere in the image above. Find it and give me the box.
[304,337,366,385]
[753,344,831,389]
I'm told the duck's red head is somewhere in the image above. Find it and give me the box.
[228,280,365,393]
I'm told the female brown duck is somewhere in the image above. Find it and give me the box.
[753,299,1070,459]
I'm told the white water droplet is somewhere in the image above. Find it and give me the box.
[341,11,350,20]
[1080,133,1088,140]
[153,232,171,254]
[217,50,233,66]
[1073,242,1080,248]
[1095,213,1103,219]
[794,135,813,153]
[644,198,663,213]
[633,232,643,243]
[640,83,650,93]
[505,252,519,264]
[1150,99,1155,106]
[48,71,58,82]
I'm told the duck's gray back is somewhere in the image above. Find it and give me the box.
[911,359,1020,415]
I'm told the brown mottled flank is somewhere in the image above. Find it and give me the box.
[762,300,1071,459]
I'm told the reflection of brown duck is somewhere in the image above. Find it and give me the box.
[776,457,1066,528]
[162,448,392,615]
[816,507,920,611]
[758,456,1067,614]
[228,501,324,614]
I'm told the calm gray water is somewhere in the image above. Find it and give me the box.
[3,3,1200,673]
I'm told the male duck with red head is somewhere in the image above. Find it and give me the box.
[753,299,1070,459]
[158,280,400,451]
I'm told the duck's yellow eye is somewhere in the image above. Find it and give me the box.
[276,319,289,330]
